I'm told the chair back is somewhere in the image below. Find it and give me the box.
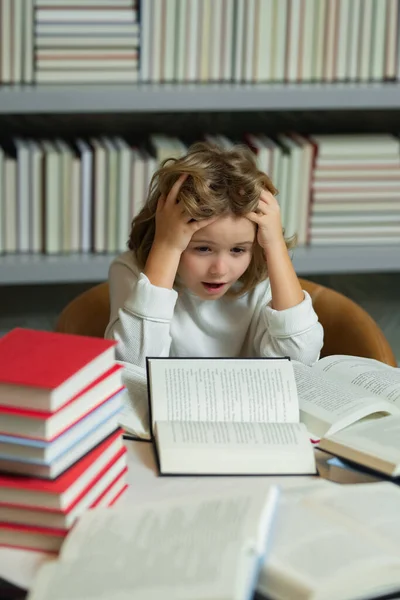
[55,279,397,367]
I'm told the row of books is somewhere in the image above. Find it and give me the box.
[0,0,399,85]
[0,328,128,553]
[141,0,399,84]
[0,132,399,256]
[0,0,139,85]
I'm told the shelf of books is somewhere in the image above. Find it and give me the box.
[1,244,399,285]
[2,82,400,114]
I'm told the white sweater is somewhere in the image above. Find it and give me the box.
[105,251,324,368]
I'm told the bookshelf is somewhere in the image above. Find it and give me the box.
[1,245,399,285]
[1,82,400,114]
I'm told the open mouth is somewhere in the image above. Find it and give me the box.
[202,282,226,293]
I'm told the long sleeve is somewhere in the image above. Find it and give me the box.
[252,289,324,366]
[104,253,178,369]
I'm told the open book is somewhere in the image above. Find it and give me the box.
[146,357,316,476]
[318,414,400,478]
[295,354,400,440]
[258,482,400,600]
[27,483,280,600]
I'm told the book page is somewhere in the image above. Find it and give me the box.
[314,355,400,405]
[148,358,299,427]
[303,482,400,553]
[155,421,316,475]
[157,420,311,450]
[320,415,400,469]
[117,362,151,440]
[28,487,278,600]
[258,497,400,600]
[294,362,399,438]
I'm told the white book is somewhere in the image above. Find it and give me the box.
[130,148,147,219]
[143,150,158,201]
[70,155,81,254]
[285,0,301,82]
[1,0,12,84]
[175,0,187,81]
[15,139,30,253]
[42,141,61,255]
[233,0,246,82]
[385,0,398,79]
[36,36,139,48]
[277,135,303,239]
[92,139,107,254]
[272,0,287,81]
[37,60,138,70]
[4,157,17,254]
[323,0,338,82]
[147,357,317,476]
[274,137,290,230]
[291,134,313,246]
[258,483,400,600]
[186,0,201,81]
[243,0,256,82]
[55,140,73,253]
[208,0,223,81]
[222,0,235,80]
[35,22,139,34]
[346,0,361,80]
[319,415,400,477]
[370,0,387,81]
[335,0,351,81]
[150,0,162,82]
[313,189,400,201]
[36,0,135,5]
[23,0,34,83]
[36,70,138,83]
[359,0,374,81]
[36,9,137,23]
[76,140,93,254]
[199,0,212,81]
[29,141,43,254]
[300,0,315,81]
[162,0,177,82]
[12,0,23,84]
[115,138,132,253]
[140,0,153,82]
[312,200,400,213]
[103,138,119,254]
[28,484,280,600]
[310,234,400,245]
[314,167,400,180]
[255,0,273,82]
[311,212,400,225]
[312,0,327,80]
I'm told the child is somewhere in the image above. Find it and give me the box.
[105,142,323,374]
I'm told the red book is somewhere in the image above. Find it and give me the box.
[0,474,128,552]
[0,429,125,510]
[0,328,117,412]
[0,364,124,440]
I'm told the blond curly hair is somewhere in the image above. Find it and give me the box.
[128,141,295,296]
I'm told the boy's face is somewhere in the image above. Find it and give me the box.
[177,214,256,300]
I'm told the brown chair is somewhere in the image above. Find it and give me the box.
[55,279,397,366]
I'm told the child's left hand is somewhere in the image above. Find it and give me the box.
[245,190,285,252]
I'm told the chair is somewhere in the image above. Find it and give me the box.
[55,279,397,366]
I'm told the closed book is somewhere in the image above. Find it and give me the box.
[0,429,125,510]
[0,461,128,530]
[0,364,123,440]
[0,328,117,412]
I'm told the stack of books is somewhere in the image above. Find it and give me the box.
[34,0,139,83]
[310,134,400,246]
[0,328,128,553]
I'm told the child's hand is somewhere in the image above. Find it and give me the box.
[154,174,217,253]
[245,190,285,252]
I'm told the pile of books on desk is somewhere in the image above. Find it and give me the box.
[0,328,128,553]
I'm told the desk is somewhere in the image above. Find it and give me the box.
[0,440,378,599]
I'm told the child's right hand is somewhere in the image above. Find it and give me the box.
[153,174,217,253]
